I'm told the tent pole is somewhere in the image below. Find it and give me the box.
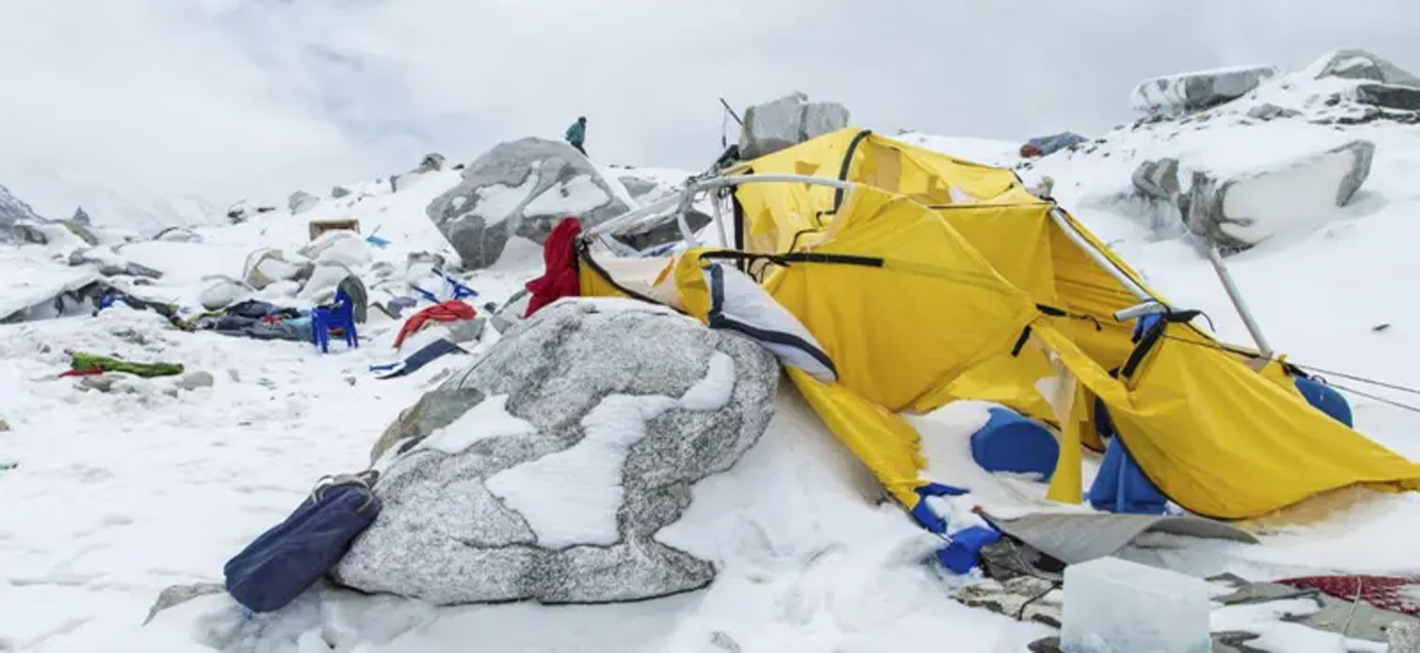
[712,190,730,248]
[1203,243,1274,359]
[1047,208,1150,302]
[673,191,701,248]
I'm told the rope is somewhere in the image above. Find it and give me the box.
[1323,381,1420,415]
[1287,363,1420,397]
[1338,577,1363,648]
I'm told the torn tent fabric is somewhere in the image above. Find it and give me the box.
[524,217,583,318]
[702,261,837,383]
[574,127,1420,523]
[393,300,477,349]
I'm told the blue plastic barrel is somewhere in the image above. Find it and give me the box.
[1293,376,1353,428]
[969,407,1060,481]
[936,526,1002,574]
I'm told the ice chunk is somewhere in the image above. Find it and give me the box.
[1061,556,1210,653]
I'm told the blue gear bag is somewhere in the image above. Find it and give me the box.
[223,472,381,612]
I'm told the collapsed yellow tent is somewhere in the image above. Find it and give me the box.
[579,128,1420,521]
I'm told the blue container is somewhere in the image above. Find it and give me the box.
[969,407,1060,481]
[1087,434,1168,515]
[1294,376,1353,428]
[936,526,1002,574]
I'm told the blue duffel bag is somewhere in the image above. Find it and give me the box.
[223,471,382,612]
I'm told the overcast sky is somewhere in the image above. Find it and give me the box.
[1,0,1416,225]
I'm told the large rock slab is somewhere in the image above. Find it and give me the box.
[427,137,634,269]
[1130,65,1280,115]
[1185,140,1375,251]
[333,299,780,605]
[1311,49,1420,87]
[738,92,851,160]
[1354,83,1420,111]
[69,246,164,279]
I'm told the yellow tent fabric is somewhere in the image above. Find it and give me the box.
[577,128,1420,522]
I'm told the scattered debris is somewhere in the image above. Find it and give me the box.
[1246,103,1303,121]
[143,583,226,626]
[1020,132,1087,158]
[308,218,361,242]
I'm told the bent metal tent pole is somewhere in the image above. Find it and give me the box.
[1204,243,1274,359]
[584,194,682,240]
[1047,207,1151,303]
[666,174,857,248]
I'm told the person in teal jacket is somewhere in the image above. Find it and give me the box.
[565,116,587,155]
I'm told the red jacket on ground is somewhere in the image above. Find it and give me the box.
[394,299,477,349]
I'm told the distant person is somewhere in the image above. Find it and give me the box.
[565,116,587,155]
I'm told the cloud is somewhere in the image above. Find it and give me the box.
[3,0,1417,227]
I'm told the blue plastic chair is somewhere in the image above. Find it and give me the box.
[311,290,358,353]
[411,268,478,304]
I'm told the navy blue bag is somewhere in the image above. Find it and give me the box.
[223,471,381,612]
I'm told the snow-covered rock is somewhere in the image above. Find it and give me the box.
[738,92,850,160]
[334,299,779,605]
[68,246,164,279]
[297,263,353,301]
[298,230,372,269]
[1129,65,1281,116]
[1131,158,1182,202]
[1353,84,1420,112]
[153,226,202,243]
[1185,140,1375,250]
[12,218,98,248]
[611,209,713,253]
[0,182,42,239]
[426,137,635,270]
[241,248,313,291]
[198,276,249,310]
[289,190,321,215]
[1309,49,1420,88]
[174,371,215,391]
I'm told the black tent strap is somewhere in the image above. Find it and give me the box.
[1035,303,1104,332]
[697,250,884,269]
[831,130,873,214]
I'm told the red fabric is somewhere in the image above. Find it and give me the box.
[524,217,583,318]
[59,367,106,378]
[1276,575,1420,616]
[394,300,477,349]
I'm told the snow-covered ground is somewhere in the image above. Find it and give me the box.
[5,58,1420,652]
